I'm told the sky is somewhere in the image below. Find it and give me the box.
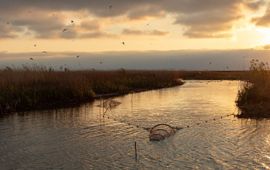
[1,0,270,70]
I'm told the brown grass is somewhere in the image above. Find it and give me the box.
[0,67,182,114]
[0,65,248,115]
[236,59,270,118]
[177,71,248,80]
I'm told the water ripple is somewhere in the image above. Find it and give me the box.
[1,80,270,169]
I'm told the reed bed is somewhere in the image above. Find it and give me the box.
[0,67,182,114]
[236,59,270,118]
[178,71,248,80]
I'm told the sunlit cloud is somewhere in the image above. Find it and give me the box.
[0,0,266,39]
[127,6,166,20]
[79,20,100,31]
[262,44,270,49]
[252,6,270,26]
[79,31,118,39]
[122,29,168,36]
[0,23,20,38]
[0,0,269,52]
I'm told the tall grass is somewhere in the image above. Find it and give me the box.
[236,59,270,118]
[0,67,181,114]
[178,71,247,80]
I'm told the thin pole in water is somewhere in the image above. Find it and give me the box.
[102,98,104,117]
[99,97,102,114]
[134,141,138,162]
[131,91,133,113]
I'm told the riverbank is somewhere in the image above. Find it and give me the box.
[178,71,248,80]
[236,60,270,118]
[0,68,184,115]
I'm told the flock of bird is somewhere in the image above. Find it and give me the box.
[1,5,156,69]
[3,5,231,71]
[12,4,125,66]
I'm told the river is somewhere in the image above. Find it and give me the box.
[1,80,270,169]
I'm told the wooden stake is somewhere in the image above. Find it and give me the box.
[102,99,104,117]
[134,141,138,162]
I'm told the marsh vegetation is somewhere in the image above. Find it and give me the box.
[0,67,182,114]
[0,65,250,115]
[237,59,270,118]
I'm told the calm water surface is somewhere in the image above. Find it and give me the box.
[1,80,270,169]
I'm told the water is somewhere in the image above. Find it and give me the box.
[1,80,270,169]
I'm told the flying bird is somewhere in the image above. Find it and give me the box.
[29,58,34,60]
[71,20,74,24]
[122,41,125,45]
[76,55,80,58]
[62,28,68,32]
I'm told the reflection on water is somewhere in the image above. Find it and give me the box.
[1,80,270,169]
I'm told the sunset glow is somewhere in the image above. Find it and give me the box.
[2,2,270,169]
[0,0,269,53]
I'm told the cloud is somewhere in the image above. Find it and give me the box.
[0,0,150,17]
[252,6,270,26]
[0,0,266,39]
[11,13,66,38]
[0,23,19,39]
[2,49,270,70]
[259,44,270,49]
[80,20,100,31]
[127,6,165,20]
[0,11,114,39]
[171,0,251,38]
[245,0,265,11]
[79,31,117,39]
[175,9,241,38]
[122,29,168,36]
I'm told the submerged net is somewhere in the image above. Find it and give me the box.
[149,124,176,141]
[103,99,121,108]
[97,99,121,114]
